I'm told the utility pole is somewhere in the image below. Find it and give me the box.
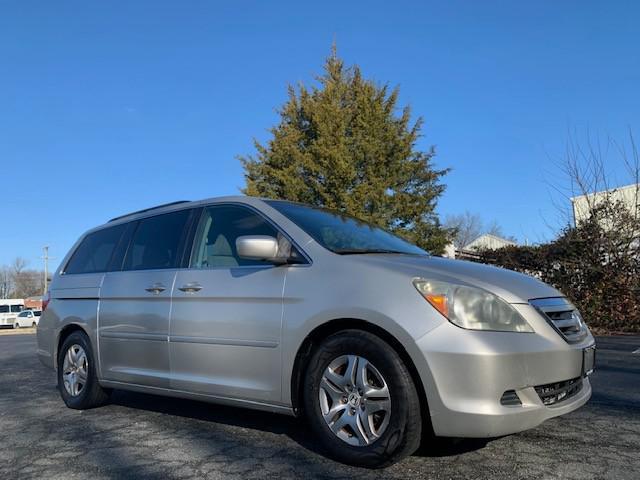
[41,246,54,295]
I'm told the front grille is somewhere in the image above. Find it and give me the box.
[529,297,588,344]
[535,377,583,406]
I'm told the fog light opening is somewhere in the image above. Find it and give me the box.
[500,390,522,406]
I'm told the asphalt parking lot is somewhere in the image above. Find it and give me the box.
[0,334,638,480]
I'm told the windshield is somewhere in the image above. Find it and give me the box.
[266,200,427,255]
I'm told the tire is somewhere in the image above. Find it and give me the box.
[31,322,37,328]
[13,323,19,329]
[303,330,422,468]
[57,331,110,409]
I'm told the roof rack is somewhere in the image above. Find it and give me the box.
[108,200,191,223]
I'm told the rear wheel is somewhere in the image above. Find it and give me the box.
[31,322,37,328]
[303,330,422,468]
[57,331,110,409]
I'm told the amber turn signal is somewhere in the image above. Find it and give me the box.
[424,294,449,318]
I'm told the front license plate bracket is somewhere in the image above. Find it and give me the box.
[582,345,596,376]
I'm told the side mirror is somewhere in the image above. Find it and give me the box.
[236,235,283,263]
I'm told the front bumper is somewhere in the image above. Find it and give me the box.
[415,304,595,438]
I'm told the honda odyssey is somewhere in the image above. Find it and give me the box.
[37,196,595,468]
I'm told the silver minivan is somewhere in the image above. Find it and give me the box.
[37,196,595,467]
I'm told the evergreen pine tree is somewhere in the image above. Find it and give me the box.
[240,47,452,254]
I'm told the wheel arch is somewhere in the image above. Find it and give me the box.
[55,323,89,371]
[290,318,432,433]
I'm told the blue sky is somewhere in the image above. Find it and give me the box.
[1,1,638,268]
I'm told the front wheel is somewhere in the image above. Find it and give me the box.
[303,330,422,468]
[57,331,110,409]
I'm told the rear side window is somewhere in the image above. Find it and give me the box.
[65,224,127,274]
[0,306,8,313]
[123,210,191,271]
[11,305,23,312]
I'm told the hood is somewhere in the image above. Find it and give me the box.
[353,255,563,304]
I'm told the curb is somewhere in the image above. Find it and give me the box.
[0,327,37,336]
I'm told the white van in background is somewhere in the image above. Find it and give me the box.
[0,299,24,328]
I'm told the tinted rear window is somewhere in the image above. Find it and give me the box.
[65,224,127,274]
[123,210,191,271]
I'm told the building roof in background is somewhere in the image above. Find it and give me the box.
[571,183,639,226]
[462,234,517,252]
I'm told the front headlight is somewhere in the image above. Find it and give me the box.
[413,278,534,333]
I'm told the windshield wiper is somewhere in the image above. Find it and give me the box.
[333,248,409,255]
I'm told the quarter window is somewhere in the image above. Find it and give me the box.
[65,224,127,274]
[191,205,283,268]
[123,210,191,271]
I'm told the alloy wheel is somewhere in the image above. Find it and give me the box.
[318,354,391,447]
[62,344,88,397]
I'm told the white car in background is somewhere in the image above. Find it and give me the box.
[14,310,41,328]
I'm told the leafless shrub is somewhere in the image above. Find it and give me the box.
[473,130,640,333]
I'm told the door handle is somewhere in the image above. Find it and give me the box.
[145,283,166,294]
[178,282,203,293]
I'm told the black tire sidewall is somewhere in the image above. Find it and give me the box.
[303,330,421,468]
[57,331,102,409]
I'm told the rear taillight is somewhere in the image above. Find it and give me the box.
[42,291,50,312]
